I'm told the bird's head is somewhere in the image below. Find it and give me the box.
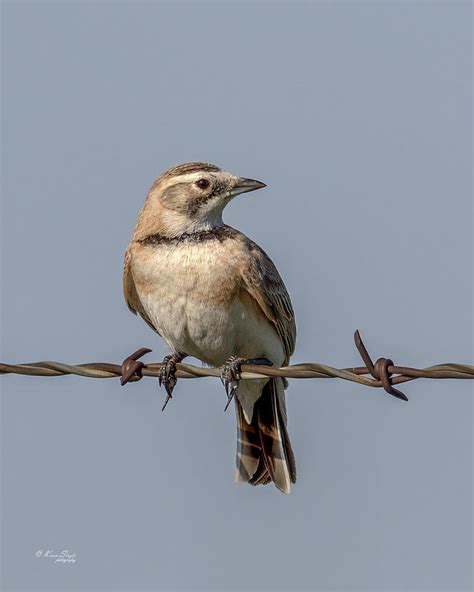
[133,162,266,239]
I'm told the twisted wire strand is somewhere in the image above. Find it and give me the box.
[1,360,472,385]
[1,332,472,400]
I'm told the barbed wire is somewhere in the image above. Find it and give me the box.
[1,331,472,401]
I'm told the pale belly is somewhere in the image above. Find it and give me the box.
[131,242,285,367]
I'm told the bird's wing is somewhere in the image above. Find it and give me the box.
[240,239,296,364]
[123,244,158,333]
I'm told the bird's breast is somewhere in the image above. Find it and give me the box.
[131,240,242,361]
[133,240,240,301]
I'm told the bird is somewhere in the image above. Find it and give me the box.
[122,162,297,493]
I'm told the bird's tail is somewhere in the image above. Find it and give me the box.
[235,377,296,494]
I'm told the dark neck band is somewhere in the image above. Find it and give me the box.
[138,225,237,246]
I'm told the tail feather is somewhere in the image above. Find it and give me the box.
[276,398,297,483]
[248,456,271,486]
[235,399,260,482]
[235,377,296,494]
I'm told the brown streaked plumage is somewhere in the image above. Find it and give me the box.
[123,162,297,493]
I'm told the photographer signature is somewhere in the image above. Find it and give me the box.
[35,549,76,564]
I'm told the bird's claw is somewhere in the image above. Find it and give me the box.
[224,380,240,411]
[221,356,244,411]
[159,354,181,411]
[221,356,274,411]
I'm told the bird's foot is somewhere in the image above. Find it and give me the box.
[120,348,152,385]
[220,356,273,411]
[159,353,185,411]
[221,356,244,410]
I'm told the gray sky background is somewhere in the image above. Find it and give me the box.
[1,1,472,591]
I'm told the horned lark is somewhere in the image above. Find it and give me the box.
[123,163,297,493]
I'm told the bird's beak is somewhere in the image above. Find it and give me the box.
[229,177,267,198]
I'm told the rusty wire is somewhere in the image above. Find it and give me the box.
[1,331,472,402]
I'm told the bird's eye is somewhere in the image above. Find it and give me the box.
[195,178,210,190]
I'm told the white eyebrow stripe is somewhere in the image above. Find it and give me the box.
[162,172,212,188]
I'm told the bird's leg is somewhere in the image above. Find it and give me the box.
[159,352,186,411]
[221,356,273,411]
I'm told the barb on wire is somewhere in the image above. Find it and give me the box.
[1,331,473,402]
[353,330,408,401]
